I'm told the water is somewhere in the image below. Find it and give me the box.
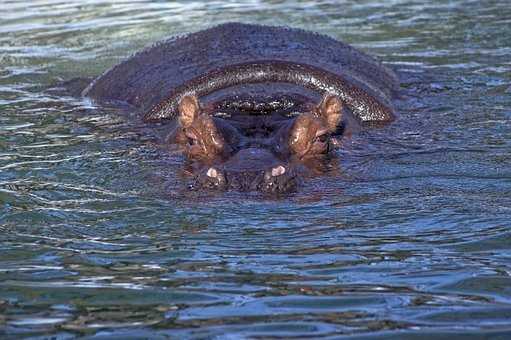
[1,0,510,338]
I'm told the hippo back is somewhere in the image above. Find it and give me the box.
[83,23,399,119]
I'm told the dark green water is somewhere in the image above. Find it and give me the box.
[1,0,510,338]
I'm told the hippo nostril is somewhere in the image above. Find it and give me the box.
[271,165,286,177]
[261,164,297,194]
[207,167,219,178]
[199,167,227,190]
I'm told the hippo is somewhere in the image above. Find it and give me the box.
[80,23,399,194]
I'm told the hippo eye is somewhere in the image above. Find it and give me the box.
[315,134,329,143]
[185,132,199,146]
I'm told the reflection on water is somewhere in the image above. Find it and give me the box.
[1,0,511,337]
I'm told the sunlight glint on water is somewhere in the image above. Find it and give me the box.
[1,0,511,337]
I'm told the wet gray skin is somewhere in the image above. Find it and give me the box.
[79,23,399,194]
[83,23,399,124]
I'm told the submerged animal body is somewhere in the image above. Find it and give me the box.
[82,23,400,194]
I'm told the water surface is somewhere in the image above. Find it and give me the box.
[1,0,511,338]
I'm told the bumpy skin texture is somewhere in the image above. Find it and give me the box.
[82,23,399,122]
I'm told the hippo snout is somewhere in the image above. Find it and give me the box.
[192,148,298,194]
[194,163,297,194]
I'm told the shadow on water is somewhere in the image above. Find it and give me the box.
[1,0,511,338]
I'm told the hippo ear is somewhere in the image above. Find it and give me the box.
[288,114,316,158]
[178,95,201,127]
[317,94,343,132]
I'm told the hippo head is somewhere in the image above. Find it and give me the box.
[169,93,343,194]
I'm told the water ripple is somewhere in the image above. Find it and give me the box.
[1,0,511,337]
